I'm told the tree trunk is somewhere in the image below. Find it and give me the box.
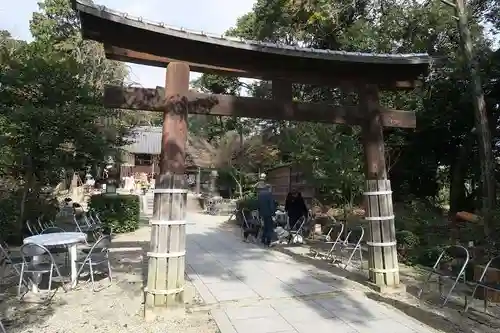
[19,172,35,232]
[232,171,243,198]
[449,127,476,220]
[238,125,244,197]
[452,0,496,236]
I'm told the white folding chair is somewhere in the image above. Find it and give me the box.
[417,245,469,306]
[288,216,307,244]
[465,254,500,312]
[18,243,68,298]
[25,221,39,236]
[75,235,112,292]
[312,222,346,259]
[37,217,54,232]
[0,241,27,287]
[240,209,251,237]
[333,226,365,269]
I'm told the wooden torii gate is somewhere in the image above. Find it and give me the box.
[72,0,430,319]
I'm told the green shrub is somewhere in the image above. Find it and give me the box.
[235,194,258,226]
[416,245,452,268]
[236,194,258,212]
[0,194,22,244]
[396,230,420,264]
[89,194,140,234]
[393,201,452,266]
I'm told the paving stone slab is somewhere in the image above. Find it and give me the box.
[346,318,418,333]
[292,320,357,333]
[224,304,279,321]
[231,316,296,333]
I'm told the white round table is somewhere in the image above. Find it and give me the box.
[24,232,87,290]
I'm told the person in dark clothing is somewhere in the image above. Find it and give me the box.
[285,189,308,230]
[257,185,276,246]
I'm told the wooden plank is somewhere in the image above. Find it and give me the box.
[366,180,384,285]
[145,222,158,307]
[377,180,396,286]
[103,86,417,129]
[176,195,187,304]
[386,180,400,284]
[103,46,423,90]
[154,194,168,306]
[166,221,179,306]
[105,45,251,77]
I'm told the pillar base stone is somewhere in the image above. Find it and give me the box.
[368,282,406,295]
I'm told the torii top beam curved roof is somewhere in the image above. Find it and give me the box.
[72,0,431,90]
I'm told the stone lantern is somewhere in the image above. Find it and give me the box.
[105,163,119,194]
[209,169,218,196]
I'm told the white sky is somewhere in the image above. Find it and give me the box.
[0,0,256,87]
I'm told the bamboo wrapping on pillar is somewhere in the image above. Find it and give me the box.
[145,62,189,313]
[359,84,400,288]
[364,180,399,286]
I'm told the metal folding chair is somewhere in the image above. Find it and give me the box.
[312,222,346,259]
[333,226,364,269]
[74,214,102,235]
[41,227,65,234]
[288,215,307,244]
[240,209,251,236]
[25,221,39,236]
[88,210,102,226]
[37,217,54,232]
[417,245,469,306]
[465,254,500,312]
[75,235,112,292]
[0,241,27,287]
[18,243,68,298]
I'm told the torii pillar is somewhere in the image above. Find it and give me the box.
[144,62,189,319]
[359,84,402,293]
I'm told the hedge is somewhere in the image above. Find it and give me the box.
[89,194,140,234]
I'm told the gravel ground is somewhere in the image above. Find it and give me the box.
[0,226,218,333]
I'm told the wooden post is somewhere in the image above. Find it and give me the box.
[272,79,293,125]
[195,167,201,194]
[359,85,400,291]
[144,62,189,319]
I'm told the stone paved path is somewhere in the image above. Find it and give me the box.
[185,214,438,333]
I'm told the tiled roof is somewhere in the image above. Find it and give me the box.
[72,0,431,65]
[124,127,216,168]
[124,127,162,155]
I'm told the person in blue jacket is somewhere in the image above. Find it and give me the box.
[257,184,276,246]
